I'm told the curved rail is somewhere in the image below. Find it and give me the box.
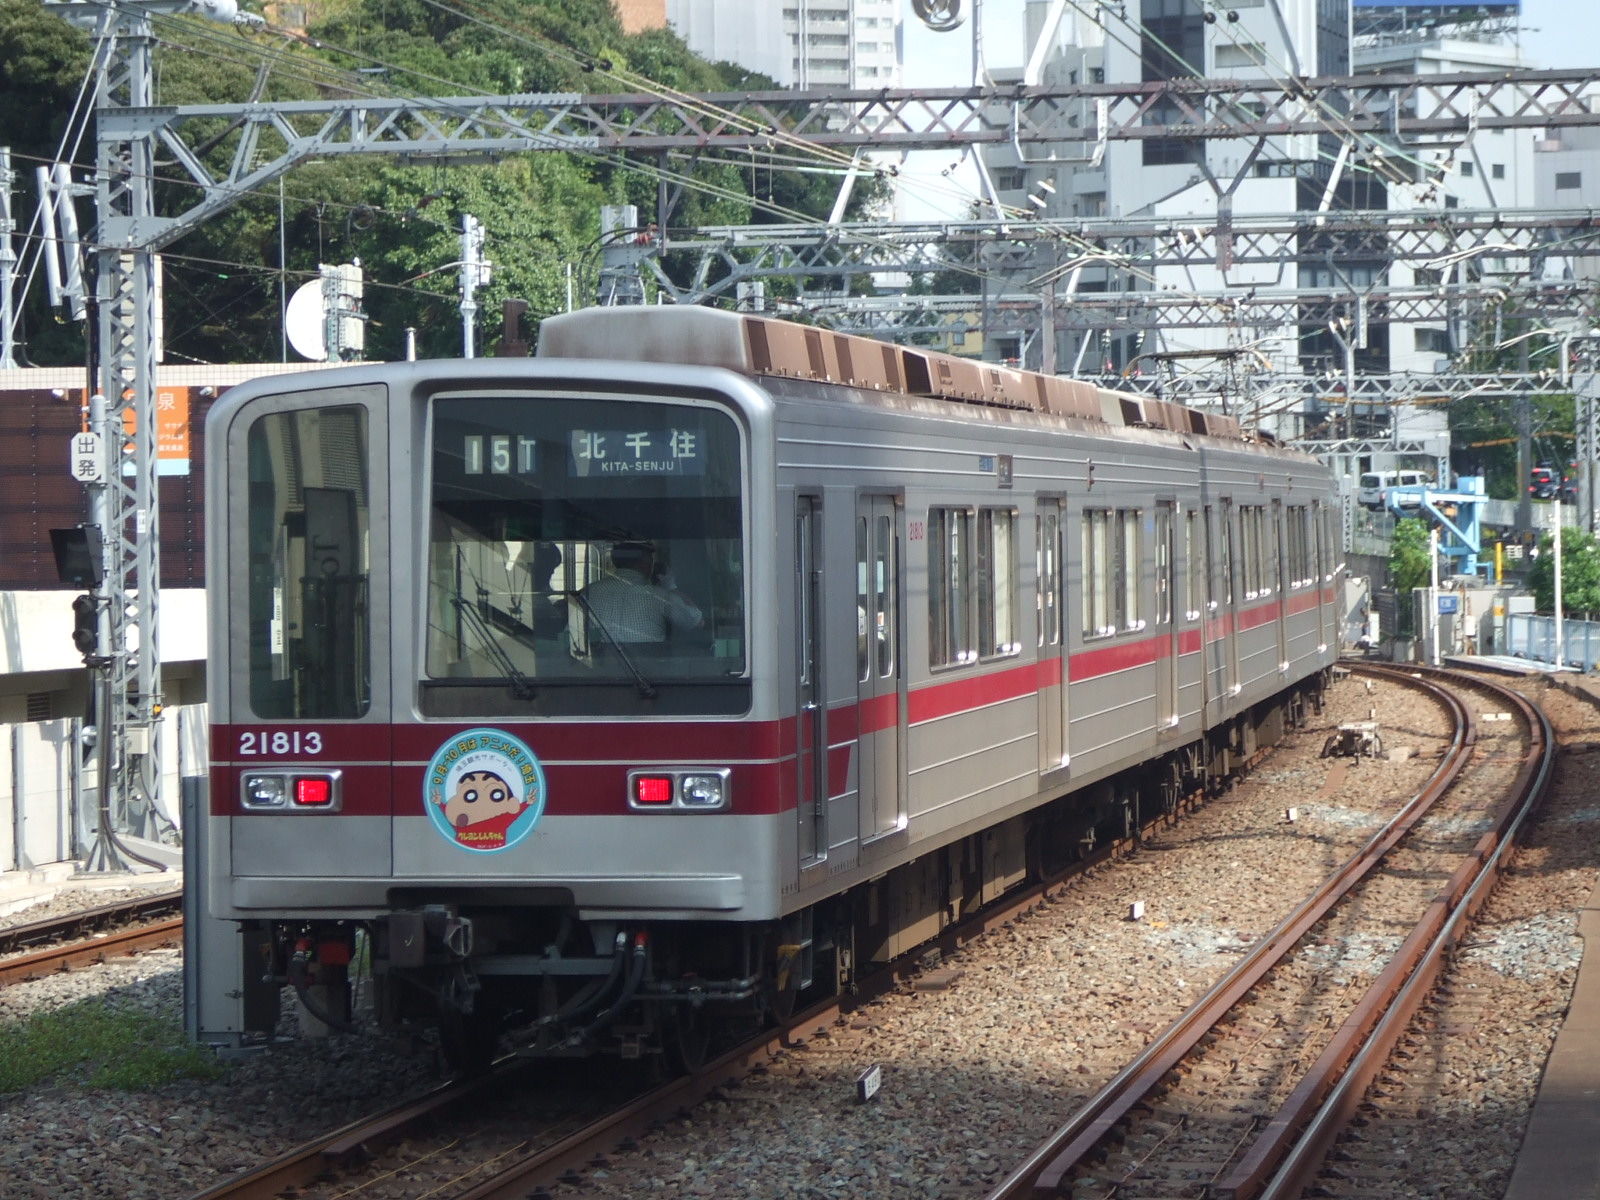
[1234,665,1554,1200]
[984,664,1504,1199]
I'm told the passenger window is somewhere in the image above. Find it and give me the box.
[929,507,973,667]
[1184,510,1203,620]
[246,405,372,718]
[856,518,871,683]
[1116,509,1142,630]
[1083,508,1111,638]
[874,514,896,679]
[1036,508,1061,647]
[978,508,1019,659]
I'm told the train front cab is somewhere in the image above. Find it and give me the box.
[207,362,808,1063]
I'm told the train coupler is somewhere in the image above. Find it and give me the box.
[382,906,475,967]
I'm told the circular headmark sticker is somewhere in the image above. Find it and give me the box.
[424,727,546,853]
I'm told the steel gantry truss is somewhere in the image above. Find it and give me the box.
[648,209,1600,302]
[794,283,1600,338]
[41,0,1600,849]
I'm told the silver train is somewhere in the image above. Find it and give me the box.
[204,305,1340,1068]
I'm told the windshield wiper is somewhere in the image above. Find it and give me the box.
[570,590,657,699]
[451,596,538,701]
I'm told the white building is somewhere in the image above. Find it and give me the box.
[981,0,1544,465]
[664,0,902,90]
[1534,126,1600,284]
[664,0,792,84]
[786,0,902,90]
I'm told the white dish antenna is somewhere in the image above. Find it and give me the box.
[285,278,326,361]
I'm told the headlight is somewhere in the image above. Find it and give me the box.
[679,773,727,809]
[242,774,287,808]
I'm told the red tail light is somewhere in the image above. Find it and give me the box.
[633,775,674,805]
[293,778,332,806]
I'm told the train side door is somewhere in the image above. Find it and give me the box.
[1036,500,1067,772]
[227,396,392,879]
[796,496,826,865]
[1314,503,1332,652]
[1186,509,1207,726]
[856,496,904,842]
[1273,500,1288,669]
[1155,501,1178,728]
[1220,500,1240,696]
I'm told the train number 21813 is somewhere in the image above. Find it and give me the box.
[238,730,324,756]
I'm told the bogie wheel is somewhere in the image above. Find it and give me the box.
[663,1001,713,1074]
[438,1006,501,1077]
[766,943,802,1022]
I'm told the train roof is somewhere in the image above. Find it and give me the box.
[537,306,1250,444]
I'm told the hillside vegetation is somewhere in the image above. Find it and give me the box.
[0,0,883,365]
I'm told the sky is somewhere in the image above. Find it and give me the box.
[893,0,1600,220]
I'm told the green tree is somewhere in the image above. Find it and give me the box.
[1388,518,1433,636]
[1528,527,1600,618]
[1390,518,1433,593]
[1449,317,1576,499]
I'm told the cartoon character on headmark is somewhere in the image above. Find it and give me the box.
[425,729,545,852]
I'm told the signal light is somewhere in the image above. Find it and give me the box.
[71,593,98,656]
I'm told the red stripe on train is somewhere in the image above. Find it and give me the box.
[213,590,1330,816]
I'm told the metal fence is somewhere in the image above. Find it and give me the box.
[1505,613,1600,672]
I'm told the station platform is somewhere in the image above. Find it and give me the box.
[1442,653,1576,677]
[1504,873,1600,1199]
[1489,662,1600,1199]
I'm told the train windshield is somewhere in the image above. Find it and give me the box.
[425,392,746,705]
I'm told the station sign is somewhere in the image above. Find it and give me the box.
[118,386,193,476]
[68,431,104,482]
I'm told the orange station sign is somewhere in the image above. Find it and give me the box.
[119,386,192,475]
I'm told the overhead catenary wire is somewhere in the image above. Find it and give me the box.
[123,6,1051,296]
[118,0,1273,315]
[22,0,1547,384]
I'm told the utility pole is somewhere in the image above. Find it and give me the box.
[1515,334,1533,536]
[1576,367,1598,536]
[459,213,489,358]
[46,0,261,871]
[0,148,16,369]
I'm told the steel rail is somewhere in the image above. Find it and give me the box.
[0,903,185,987]
[0,888,182,956]
[185,1071,528,1200]
[441,837,1167,1200]
[983,664,1475,1199]
[1227,666,1555,1200]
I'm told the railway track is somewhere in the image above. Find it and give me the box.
[983,663,1554,1200]
[0,889,184,987]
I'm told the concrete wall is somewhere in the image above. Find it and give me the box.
[0,705,205,873]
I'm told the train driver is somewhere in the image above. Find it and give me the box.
[580,540,703,644]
